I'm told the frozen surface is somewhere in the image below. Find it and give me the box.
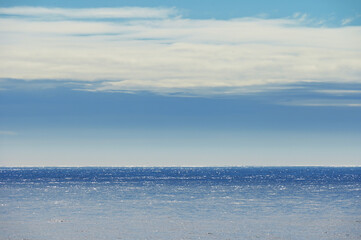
[0,167,360,240]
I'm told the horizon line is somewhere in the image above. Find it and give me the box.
[1,165,361,168]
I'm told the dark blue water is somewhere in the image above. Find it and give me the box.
[1,167,360,239]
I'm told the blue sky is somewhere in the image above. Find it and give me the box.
[1,0,360,23]
[0,0,360,166]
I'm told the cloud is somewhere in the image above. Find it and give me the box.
[341,18,353,25]
[280,99,361,107]
[0,7,177,19]
[314,89,361,95]
[0,131,18,135]
[341,14,361,26]
[0,7,360,95]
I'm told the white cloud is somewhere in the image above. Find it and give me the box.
[280,100,361,107]
[341,15,361,26]
[341,18,353,25]
[0,7,361,95]
[0,7,177,19]
[314,89,361,95]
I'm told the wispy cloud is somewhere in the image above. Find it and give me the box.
[341,14,361,26]
[0,130,18,135]
[341,18,353,25]
[314,89,361,95]
[280,100,361,107]
[0,7,177,19]
[0,7,360,95]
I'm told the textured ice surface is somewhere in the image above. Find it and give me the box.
[0,167,360,240]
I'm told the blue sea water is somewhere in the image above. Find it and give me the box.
[0,167,360,240]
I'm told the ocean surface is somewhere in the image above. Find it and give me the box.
[0,167,360,240]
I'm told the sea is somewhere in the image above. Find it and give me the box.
[0,167,360,240]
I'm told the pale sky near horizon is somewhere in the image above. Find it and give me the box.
[0,0,361,166]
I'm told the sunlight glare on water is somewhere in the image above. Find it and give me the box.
[0,167,360,240]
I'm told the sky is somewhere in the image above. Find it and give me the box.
[0,0,361,166]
